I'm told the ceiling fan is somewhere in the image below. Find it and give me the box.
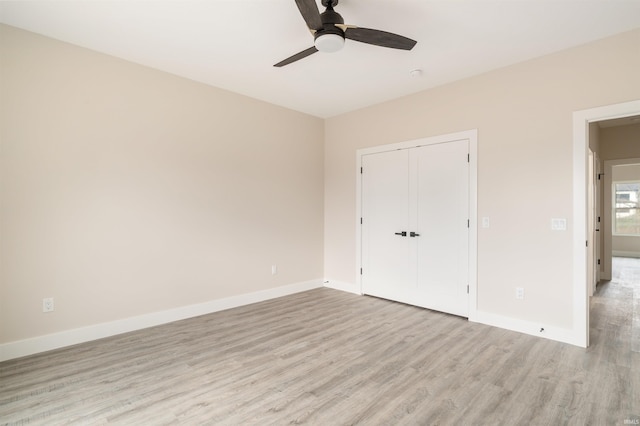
[274,0,417,67]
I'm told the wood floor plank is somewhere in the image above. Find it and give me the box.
[1,258,639,424]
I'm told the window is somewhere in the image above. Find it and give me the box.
[613,181,640,235]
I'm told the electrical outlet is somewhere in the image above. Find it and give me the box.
[42,297,54,312]
[515,288,524,300]
[271,265,278,275]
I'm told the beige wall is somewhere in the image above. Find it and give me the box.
[589,122,601,153]
[600,123,640,160]
[0,25,325,343]
[324,29,640,329]
[2,22,639,348]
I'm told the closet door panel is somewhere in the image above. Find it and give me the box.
[414,140,469,316]
[361,149,414,303]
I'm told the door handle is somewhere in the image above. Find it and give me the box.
[394,231,407,237]
[410,232,420,237]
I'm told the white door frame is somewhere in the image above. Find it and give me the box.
[587,149,602,296]
[572,99,640,348]
[356,129,478,321]
[587,149,595,297]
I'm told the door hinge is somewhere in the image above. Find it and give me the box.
[598,259,601,265]
[360,268,363,275]
[467,219,470,228]
[586,240,589,247]
[467,153,470,163]
[467,285,469,294]
[598,216,601,223]
[360,167,363,174]
[360,217,363,224]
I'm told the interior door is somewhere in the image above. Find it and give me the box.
[361,140,470,317]
[595,153,602,284]
[361,149,414,302]
[588,150,602,295]
[414,140,469,316]
[588,150,595,296]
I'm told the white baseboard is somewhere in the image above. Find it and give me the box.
[323,280,361,295]
[472,310,582,347]
[0,279,323,362]
[321,283,583,346]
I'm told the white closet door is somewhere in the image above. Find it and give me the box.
[413,140,469,317]
[361,149,415,303]
[361,139,470,317]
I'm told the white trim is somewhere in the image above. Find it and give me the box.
[357,130,477,157]
[355,149,363,294]
[468,133,479,322]
[472,310,577,346]
[355,129,479,318]
[0,279,323,362]
[572,99,640,349]
[612,250,640,258]
[323,280,361,295]
[603,159,614,281]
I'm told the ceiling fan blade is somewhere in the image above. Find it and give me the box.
[295,0,323,31]
[274,46,319,67]
[335,24,356,32]
[345,27,417,50]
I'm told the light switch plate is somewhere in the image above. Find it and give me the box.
[551,218,567,231]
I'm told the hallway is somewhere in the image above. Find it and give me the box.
[591,257,640,355]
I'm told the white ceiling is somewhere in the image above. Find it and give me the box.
[1,0,639,118]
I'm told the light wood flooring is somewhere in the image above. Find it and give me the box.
[1,260,639,425]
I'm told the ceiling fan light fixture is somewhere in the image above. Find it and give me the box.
[274,0,416,67]
[314,33,345,53]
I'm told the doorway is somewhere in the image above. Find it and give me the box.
[591,256,640,350]
[602,159,640,282]
[573,100,640,348]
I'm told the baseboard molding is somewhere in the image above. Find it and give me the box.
[0,279,323,362]
[472,310,582,347]
[322,284,583,346]
[323,280,361,295]
[612,250,640,258]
